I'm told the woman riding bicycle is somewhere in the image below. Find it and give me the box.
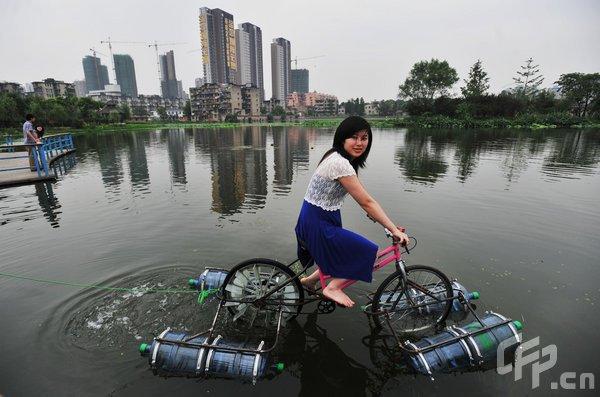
[295,116,408,308]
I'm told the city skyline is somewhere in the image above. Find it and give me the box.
[1,0,599,101]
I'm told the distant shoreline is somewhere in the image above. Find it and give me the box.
[2,116,599,138]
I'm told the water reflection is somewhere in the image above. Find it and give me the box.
[282,314,374,396]
[95,133,125,195]
[124,132,150,194]
[3,128,599,228]
[273,127,310,195]
[34,182,61,228]
[396,129,600,184]
[166,129,187,186]
[543,130,600,179]
[395,130,449,184]
[0,181,61,228]
[194,127,268,215]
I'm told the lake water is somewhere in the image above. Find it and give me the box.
[1,127,599,396]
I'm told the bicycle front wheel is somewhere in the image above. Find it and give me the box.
[372,265,452,334]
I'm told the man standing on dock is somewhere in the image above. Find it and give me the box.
[23,114,40,171]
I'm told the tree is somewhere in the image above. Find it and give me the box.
[183,100,192,119]
[157,107,168,120]
[399,59,459,101]
[555,73,600,117]
[461,59,490,98]
[0,93,19,127]
[224,113,238,122]
[513,57,544,99]
[375,99,404,116]
[119,103,131,122]
[272,106,286,116]
[132,106,149,118]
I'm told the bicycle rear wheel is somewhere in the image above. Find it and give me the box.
[372,265,452,334]
[221,258,304,326]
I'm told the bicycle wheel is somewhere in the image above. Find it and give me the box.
[221,258,304,326]
[371,265,452,334]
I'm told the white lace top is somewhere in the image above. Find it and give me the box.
[304,151,356,211]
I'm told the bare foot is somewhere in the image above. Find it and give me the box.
[300,277,319,292]
[323,286,355,308]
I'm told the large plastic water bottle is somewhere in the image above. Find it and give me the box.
[188,268,229,291]
[450,281,480,312]
[204,337,277,381]
[139,329,284,382]
[455,311,522,364]
[406,312,522,375]
[407,281,480,314]
[405,328,474,374]
[139,329,211,377]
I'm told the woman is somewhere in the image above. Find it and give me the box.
[295,116,408,308]
[35,125,45,139]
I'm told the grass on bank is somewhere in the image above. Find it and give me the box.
[2,115,599,139]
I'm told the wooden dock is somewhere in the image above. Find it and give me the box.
[0,134,76,188]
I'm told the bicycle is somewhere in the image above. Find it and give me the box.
[142,226,521,381]
[220,224,454,335]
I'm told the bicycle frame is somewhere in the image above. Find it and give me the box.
[317,241,405,292]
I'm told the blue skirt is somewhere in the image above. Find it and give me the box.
[295,200,378,283]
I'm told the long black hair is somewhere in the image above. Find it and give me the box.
[319,116,373,172]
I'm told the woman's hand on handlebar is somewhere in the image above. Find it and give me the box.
[391,228,409,246]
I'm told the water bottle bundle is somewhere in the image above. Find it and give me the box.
[139,267,523,380]
[139,328,284,384]
[369,281,524,376]
[404,312,522,376]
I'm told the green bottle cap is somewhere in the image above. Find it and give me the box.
[275,362,285,372]
[139,343,149,354]
[512,320,523,330]
[471,291,480,300]
[188,278,196,287]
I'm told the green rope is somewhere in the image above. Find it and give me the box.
[197,288,219,304]
[0,271,199,295]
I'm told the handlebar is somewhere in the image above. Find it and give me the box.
[366,214,409,250]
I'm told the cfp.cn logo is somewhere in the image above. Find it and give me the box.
[497,335,594,390]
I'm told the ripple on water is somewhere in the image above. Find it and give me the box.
[37,265,217,358]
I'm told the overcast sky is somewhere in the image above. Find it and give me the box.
[1,0,598,101]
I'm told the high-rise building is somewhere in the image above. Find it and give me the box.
[235,22,264,100]
[291,69,309,93]
[159,50,182,99]
[199,7,237,84]
[82,55,109,92]
[271,38,291,103]
[113,54,138,98]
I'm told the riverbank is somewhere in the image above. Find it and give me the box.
[2,115,599,139]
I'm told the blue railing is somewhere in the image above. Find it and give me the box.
[42,133,75,158]
[0,142,50,177]
[1,133,74,179]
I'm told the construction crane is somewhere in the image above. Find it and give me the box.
[292,55,325,69]
[148,41,186,93]
[100,38,147,82]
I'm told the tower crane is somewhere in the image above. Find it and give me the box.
[292,55,325,69]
